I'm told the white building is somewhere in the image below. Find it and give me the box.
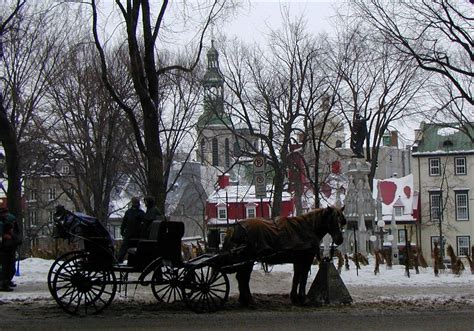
[412,122,474,263]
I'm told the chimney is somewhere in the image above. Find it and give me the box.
[414,129,422,142]
[217,174,230,189]
[390,131,399,147]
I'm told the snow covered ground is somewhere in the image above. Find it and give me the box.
[2,257,474,306]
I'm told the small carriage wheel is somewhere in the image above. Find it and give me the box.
[151,263,185,303]
[51,252,117,315]
[47,251,83,300]
[183,264,229,313]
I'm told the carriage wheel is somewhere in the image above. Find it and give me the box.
[151,264,185,303]
[183,264,229,313]
[51,252,117,315]
[47,251,83,299]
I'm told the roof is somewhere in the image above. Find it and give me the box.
[412,122,474,155]
[208,185,293,204]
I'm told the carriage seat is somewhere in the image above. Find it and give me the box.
[127,220,185,269]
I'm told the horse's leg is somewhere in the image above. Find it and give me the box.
[297,255,313,305]
[236,263,254,306]
[290,263,301,304]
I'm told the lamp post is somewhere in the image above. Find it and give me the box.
[370,220,394,257]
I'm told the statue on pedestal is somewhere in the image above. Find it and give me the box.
[350,114,367,158]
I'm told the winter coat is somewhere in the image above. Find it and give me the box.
[120,207,145,239]
[140,206,163,239]
[0,213,21,252]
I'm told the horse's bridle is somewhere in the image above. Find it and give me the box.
[327,209,345,239]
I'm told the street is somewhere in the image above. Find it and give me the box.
[2,282,474,330]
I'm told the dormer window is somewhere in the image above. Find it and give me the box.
[217,203,227,219]
[245,203,257,218]
[394,206,404,216]
[393,196,405,216]
[61,165,70,175]
[442,140,453,148]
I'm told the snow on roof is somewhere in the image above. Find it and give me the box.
[373,174,416,220]
[208,184,292,204]
[438,127,459,136]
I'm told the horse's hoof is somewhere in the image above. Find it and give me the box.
[238,296,254,307]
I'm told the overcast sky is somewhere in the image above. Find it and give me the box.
[223,0,343,42]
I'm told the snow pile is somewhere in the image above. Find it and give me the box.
[2,257,474,306]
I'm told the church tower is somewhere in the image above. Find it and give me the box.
[197,40,233,169]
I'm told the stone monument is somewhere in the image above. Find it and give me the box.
[343,114,375,258]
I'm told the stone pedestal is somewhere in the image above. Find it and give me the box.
[306,259,353,305]
[343,158,375,257]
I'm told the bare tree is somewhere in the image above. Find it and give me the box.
[37,42,133,222]
[330,23,427,188]
[352,0,473,138]
[222,15,327,216]
[0,1,73,240]
[89,0,237,217]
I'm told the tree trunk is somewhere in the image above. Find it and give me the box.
[0,100,23,247]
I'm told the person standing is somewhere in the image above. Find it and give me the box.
[116,197,145,263]
[140,196,163,238]
[0,208,20,291]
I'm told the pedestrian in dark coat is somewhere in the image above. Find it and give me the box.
[140,196,163,239]
[0,208,21,291]
[116,197,145,263]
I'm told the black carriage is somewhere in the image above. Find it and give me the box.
[48,207,230,315]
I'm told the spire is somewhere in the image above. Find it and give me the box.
[207,45,218,71]
[198,39,230,129]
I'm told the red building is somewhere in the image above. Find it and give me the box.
[206,175,295,245]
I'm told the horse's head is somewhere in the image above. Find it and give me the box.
[323,206,346,246]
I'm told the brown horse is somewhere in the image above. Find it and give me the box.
[223,206,346,305]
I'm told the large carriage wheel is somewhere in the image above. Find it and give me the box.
[50,252,117,315]
[183,264,229,313]
[47,251,83,299]
[151,263,185,303]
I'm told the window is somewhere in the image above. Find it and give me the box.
[233,141,241,157]
[219,231,227,247]
[225,138,230,168]
[429,158,441,176]
[61,165,70,175]
[457,236,470,256]
[217,205,227,219]
[429,191,442,220]
[48,187,56,201]
[28,189,37,202]
[397,229,406,244]
[394,206,404,217]
[200,139,206,162]
[29,210,38,226]
[455,191,469,221]
[454,157,466,175]
[212,138,219,166]
[246,204,256,218]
